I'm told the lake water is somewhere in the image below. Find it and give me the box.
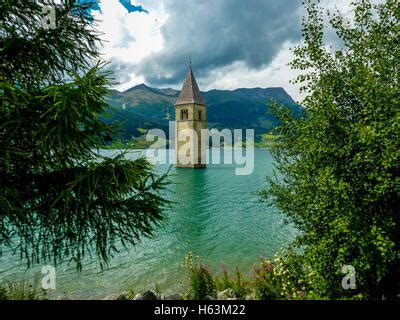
[0,149,296,299]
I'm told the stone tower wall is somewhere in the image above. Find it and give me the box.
[175,104,206,168]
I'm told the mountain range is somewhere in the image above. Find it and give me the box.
[104,84,302,141]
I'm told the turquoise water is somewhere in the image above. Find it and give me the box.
[0,149,296,299]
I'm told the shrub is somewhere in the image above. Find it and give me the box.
[0,279,39,300]
[184,252,216,300]
[254,249,317,300]
[215,265,251,299]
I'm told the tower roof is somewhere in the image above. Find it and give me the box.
[175,67,205,106]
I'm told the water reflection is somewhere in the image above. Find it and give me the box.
[173,169,209,243]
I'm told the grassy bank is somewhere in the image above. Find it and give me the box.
[0,249,360,301]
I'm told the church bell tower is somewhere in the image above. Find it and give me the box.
[175,64,206,168]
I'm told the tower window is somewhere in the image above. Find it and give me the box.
[181,109,188,120]
[198,110,201,120]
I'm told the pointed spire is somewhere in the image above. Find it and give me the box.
[175,64,205,106]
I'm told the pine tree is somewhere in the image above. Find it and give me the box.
[0,0,170,269]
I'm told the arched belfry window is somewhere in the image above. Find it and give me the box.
[198,110,202,120]
[180,109,188,120]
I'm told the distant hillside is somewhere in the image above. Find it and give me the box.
[104,84,302,141]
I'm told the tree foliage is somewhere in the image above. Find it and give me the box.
[263,0,400,299]
[0,0,170,269]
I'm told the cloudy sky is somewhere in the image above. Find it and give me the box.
[90,0,356,101]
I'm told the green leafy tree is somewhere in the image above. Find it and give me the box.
[263,0,399,299]
[0,0,169,269]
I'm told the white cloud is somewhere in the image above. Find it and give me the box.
[93,0,168,90]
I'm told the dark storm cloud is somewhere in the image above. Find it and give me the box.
[135,0,303,87]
